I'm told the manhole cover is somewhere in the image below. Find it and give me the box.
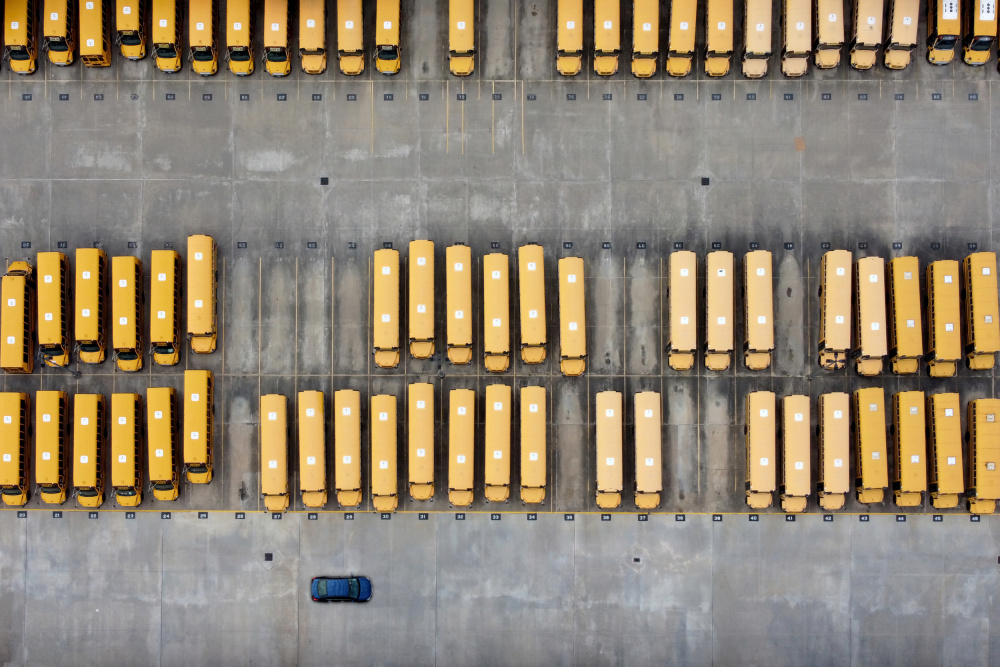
[264,553,273,562]
[624,544,650,573]
[254,548,282,571]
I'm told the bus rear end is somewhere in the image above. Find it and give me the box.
[80,0,112,66]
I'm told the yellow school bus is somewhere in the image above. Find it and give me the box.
[75,249,107,364]
[373,248,401,369]
[848,0,883,68]
[112,256,144,372]
[781,0,811,75]
[927,0,961,63]
[705,0,734,75]
[115,0,146,59]
[818,250,852,370]
[633,391,661,509]
[260,394,289,512]
[408,240,435,359]
[853,257,887,377]
[853,387,887,504]
[925,260,961,377]
[558,257,586,376]
[44,0,76,65]
[963,252,1000,370]
[189,0,218,75]
[448,389,475,507]
[887,256,923,374]
[187,235,217,354]
[449,0,474,75]
[891,391,926,506]
[183,370,214,484]
[74,393,106,507]
[334,389,362,507]
[745,391,776,509]
[150,250,181,366]
[2,261,36,374]
[631,0,659,76]
[596,391,623,509]
[374,0,400,74]
[743,250,774,370]
[0,393,31,506]
[927,392,963,509]
[263,0,290,75]
[336,0,363,74]
[817,392,850,510]
[5,0,39,73]
[447,244,473,364]
[36,252,71,367]
[742,0,773,77]
[521,386,547,504]
[298,390,327,508]
[152,0,181,71]
[226,0,255,74]
[147,386,179,501]
[883,0,919,67]
[484,384,512,502]
[667,0,698,75]
[667,251,696,371]
[519,244,547,364]
[962,0,997,63]
[408,383,434,501]
[483,253,510,372]
[594,0,621,75]
[813,0,845,66]
[966,398,1000,514]
[35,390,69,505]
[299,0,326,73]
[557,0,584,75]
[111,393,143,507]
[705,251,734,371]
[780,395,810,513]
[371,394,398,512]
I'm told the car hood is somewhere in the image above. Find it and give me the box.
[357,577,373,601]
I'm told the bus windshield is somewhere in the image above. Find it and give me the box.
[156,46,177,58]
[121,33,142,45]
[377,45,398,59]
[48,38,69,51]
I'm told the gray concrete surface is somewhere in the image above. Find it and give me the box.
[3,0,1000,663]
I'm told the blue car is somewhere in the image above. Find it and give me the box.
[310,576,373,602]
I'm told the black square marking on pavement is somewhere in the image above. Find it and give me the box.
[932,93,942,100]
[784,93,793,100]
[59,93,70,101]
[823,515,833,522]
[602,242,612,250]
[419,93,429,101]
[822,93,832,101]
[895,514,906,522]
[892,242,903,250]
[566,93,576,101]
[675,514,686,521]
[384,93,393,101]
[674,93,684,101]
[235,512,244,519]
[382,241,393,249]
[93,93,104,101]
[203,93,212,101]
[307,242,318,249]
[275,242,284,249]
[969,242,979,251]
[348,242,357,249]
[527,94,536,101]
[637,93,646,101]
[381,512,391,520]
[53,511,62,518]
[933,515,943,522]
[563,242,573,249]
[58,242,68,249]
[128,241,138,249]
[858,242,868,250]
[92,242,101,248]
[239,94,249,101]
[20,242,30,249]
[602,93,612,101]
[859,515,870,522]
[746,93,756,101]
[894,93,904,101]
[237,242,247,249]
[272,512,283,520]
[749,242,760,250]
[166,93,176,101]
[22,93,31,101]
[198,512,208,519]
[347,93,357,101]
[457,93,467,101]
[784,242,794,250]
[162,512,171,519]
[418,513,428,520]
[749,514,759,522]
[858,93,868,100]
[601,514,611,521]
[821,242,831,249]
[969,93,979,101]
[636,242,647,250]
[491,513,501,521]
[786,515,795,522]
[712,242,722,250]
[277,94,287,101]
[713,514,723,522]
[89,512,99,519]
[674,242,684,250]
[491,242,501,249]
[17,511,27,518]
[308,513,318,520]
[527,513,537,521]
[701,177,710,186]
[344,513,354,520]
[564,514,575,521]
[638,514,649,522]
[455,513,465,520]
[264,553,273,562]
[971,515,981,522]
[932,242,941,250]
[312,94,322,101]
[711,93,721,101]
[493,93,502,101]
[320,177,329,185]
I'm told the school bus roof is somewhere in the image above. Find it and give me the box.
[971,0,998,33]
[705,251,734,354]
[819,392,850,495]
[669,251,697,354]
[783,0,811,52]
[44,0,70,37]
[484,384,512,492]
[189,0,215,47]
[781,395,810,497]
[705,0,734,53]
[746,392,776,493]
[375,0,400,45]
[854,387,888,491]
[1,273,30,371]
[0,393,28,487]
[744,250,774,352]
[264,0,288,46]
[184,370,213,464]
[966,252,1000,354]
[449,389,475,493]
[34,391,67,486]
[815,0,845,44]
[483,253,510,360]
[669,0,698,54]
[743,0,773,55]
[821,250,853,353]
[373,249,400,355]
[449,0,474,54]
[632,0,659,54]
[934,0,961,30]
[36,252,66,348]
[110,393,141,488]
[151,0,179,43]
[594,0,621,53]
[888,256,923,359]
[260,394,288,497]
[337,0,364,52]
[408,240,435,349]
[408,383,434,487]
[893,391,926,493]
[969,399,1000,501]
[596,392,623,493]
[855,257,887,358]
[854,0,883,46]
[226,0,252,43]
[446,245,473,355]
[150,250,180,346]
[117,0,142,31]
[186,235,216,338]
[558,257,586,364]
[5,0,31,44]
[73,394,104,487]
[298,390,326,494]
[147,387,177,483]
[112,256,141,351]
[557,0,584,53]
[518,245,547,348]
[370,394,397,500]
[299,0,325,50]
[634,392,662,495]
[334,390,362,495]
[888,0,919,45]
[928,393,963,494]
[520,386,547,488]
[927,260,962,361]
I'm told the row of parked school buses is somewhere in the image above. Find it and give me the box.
[817,251,999,377]
[1,0,480,76]
[0,235,217,375]
[745,389,1000,514]
[556,0,1000,77]
[0,370,214,507]
[372,243,588,376]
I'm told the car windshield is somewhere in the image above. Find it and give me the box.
[348,579,360,599]
[317,579,328,597]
